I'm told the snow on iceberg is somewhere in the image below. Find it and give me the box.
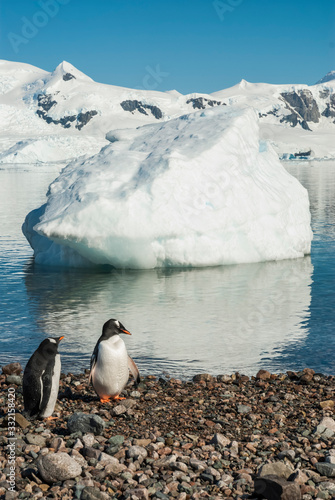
[22,106,312,269]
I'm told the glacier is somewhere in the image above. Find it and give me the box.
[22,106,313,269]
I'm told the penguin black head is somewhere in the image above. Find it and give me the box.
[102,319,131,339]
[37,336,64,360]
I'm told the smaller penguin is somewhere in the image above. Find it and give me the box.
[23,336,64,419]
[89,319,140,402]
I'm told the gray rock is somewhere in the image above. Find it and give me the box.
[323,428,335,439]
[193,373,215,383]
[258,461,293,479]
[278,449,296,461]
[82,433,96,447]
[217,374,232,383]
[108,434,124,447]
[170,461,188,473]
[210,433,231,448]
[237,404,251,414]
[320,417,335,431]
[155,492,169,500]
[37,452,82,483]
[121,399,137,409]
[81,486,109,500]
[230,440,239,457]
[190,458,207,471]
[315,463,335,478]
[4,491,18,500]
[25,433,46,447]
[254,474,301,500]
[98,451,119,464]
[6,375,22,385]
[290,470,308,485]
[67,412,105,435]
[124,489,149,500]
[104,460,126,474]
[112,404,127,416]
[319,481,335,493]
[316,492,329,500]
[127,445,148,461]
[155,454,177,468]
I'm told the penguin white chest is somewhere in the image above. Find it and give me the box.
[40,353,61,418]
[92,336,129,399]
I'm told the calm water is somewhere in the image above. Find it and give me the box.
[0,161,334,378]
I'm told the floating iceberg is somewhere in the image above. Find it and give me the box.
[23,107,312,268]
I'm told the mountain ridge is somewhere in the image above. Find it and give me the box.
[0,60,334,163]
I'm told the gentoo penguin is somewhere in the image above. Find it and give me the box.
[89,319,140,402]
[23,336,64,419]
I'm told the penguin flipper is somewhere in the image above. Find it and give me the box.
[128,355,140,385]
[23,370,42,418]
[39,365,53,417]
[89,342,99,384]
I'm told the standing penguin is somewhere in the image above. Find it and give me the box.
[23,336,64,419]
[89,319,140,402]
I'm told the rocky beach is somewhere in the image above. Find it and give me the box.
[0,366,334,500]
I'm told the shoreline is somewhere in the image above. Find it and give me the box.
[0,367,334,499]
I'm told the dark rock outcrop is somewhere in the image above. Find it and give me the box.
[63,73,76,81]
[37,93,57,113]
[186,97,224,110]
[319,88,330,99]
[36,93,97,129]
[120,100,163,119]
[76,110,98,130]
[294,150,312,158]
[321,94,335,120]
[280,90,320,130]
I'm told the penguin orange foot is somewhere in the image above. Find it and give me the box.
[99,397,111,403]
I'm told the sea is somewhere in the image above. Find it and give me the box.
[0,161,334,378]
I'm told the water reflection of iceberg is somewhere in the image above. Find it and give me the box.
[24,257,313,377]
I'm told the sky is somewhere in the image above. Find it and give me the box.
[0,0,335,94]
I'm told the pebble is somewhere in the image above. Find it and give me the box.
[2,362,22,375]
[258,461,294,479]
[67,412,105,435]
[315,463,335,478]
[5,375,22,385]
[37,452,82,483]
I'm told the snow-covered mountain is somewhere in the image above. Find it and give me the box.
[316,70,335,85]
[1,60,335,163]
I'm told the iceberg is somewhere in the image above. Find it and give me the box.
[22,107,312,269]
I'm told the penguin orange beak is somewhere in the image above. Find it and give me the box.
[59,336,65,340]
[121,329,131,335]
